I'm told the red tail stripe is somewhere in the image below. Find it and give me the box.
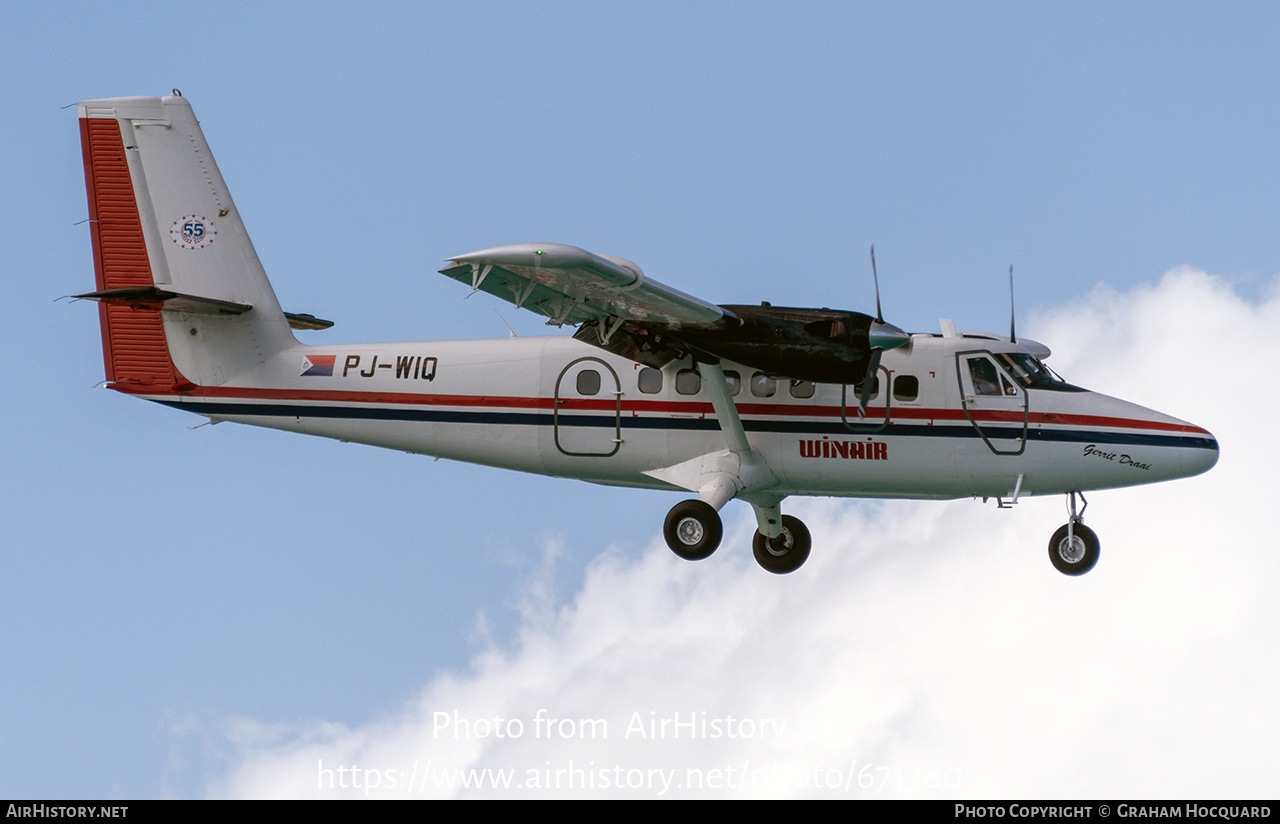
[81,116,186,388]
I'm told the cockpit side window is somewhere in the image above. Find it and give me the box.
[967,357,1010,397]
[994,352,1084,392]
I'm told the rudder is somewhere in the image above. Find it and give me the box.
[78,93,296,393]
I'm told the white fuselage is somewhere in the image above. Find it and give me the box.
[74,92,1217,575]
[136,331,1218,502]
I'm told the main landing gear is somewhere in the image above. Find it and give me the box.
[1049,491,1100,576]
[663,500,812,574]
[659,359,812,573]
[662,500,722,561]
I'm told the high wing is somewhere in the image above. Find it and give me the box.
[440,242,910,383]
[441,243,727,328]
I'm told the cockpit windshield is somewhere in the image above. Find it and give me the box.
[994,352,1083,392]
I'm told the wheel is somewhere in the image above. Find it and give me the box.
[1048,522,1100,576]
[752,515,811,574]
[663,500,722,561]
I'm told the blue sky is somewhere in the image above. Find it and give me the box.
[3,2,1278,798]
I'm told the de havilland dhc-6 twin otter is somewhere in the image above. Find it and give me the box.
[74,93,1218,575]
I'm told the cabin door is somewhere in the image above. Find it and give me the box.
[553,357,622,457]
[955,352,1028,455]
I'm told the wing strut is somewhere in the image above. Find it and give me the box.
[692,357,783,538]
[696,358,751,456]
[470,263,493,290]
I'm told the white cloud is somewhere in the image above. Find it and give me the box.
[212,269,1280,799]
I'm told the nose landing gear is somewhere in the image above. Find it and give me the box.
[1049,491,1100,575]
[752,515,811,575]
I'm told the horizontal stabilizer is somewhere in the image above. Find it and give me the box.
[75,287,333,330]
[74,286,252,316]
[283,312,335,331]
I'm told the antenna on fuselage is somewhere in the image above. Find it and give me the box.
[1008,264,1017,345]
[494,309,518,338]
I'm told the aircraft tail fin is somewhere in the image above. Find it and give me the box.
[77,93,297,393]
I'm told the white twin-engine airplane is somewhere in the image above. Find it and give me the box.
[75,93,1218,575]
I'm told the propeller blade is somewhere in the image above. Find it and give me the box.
[859,347,882,418]
[870,245,884,324]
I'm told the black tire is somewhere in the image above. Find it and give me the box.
[663,500,722,561]
[1048,522,1100,576]
[752,515,811,574]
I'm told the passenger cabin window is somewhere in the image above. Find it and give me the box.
[638,367,662,394]
[724,370,741,396]
[852,376,880,399]
[675,368,701,395]
[789,379,815,399]
[750,372,776,398]
[576,369,601,396]
[893,375,919,402]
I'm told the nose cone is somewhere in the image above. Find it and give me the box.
[1178,423,1219,478]
[1137,407,1218,483]
[869,320,910,351]
[1067,391,1219,491]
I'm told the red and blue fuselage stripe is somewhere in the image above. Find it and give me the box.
[149,394,1218,452]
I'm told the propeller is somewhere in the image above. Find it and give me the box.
[871,244,884,325]
[859,245,909,417]
[859,347,882,418]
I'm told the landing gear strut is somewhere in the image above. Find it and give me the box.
[752,514,811,575]
[1049,491,1100,576]
[661,359,809,572]
[663,500,722,560]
